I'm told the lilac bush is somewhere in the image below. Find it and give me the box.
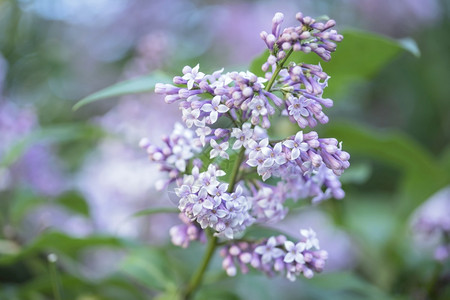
[140,11,349,297]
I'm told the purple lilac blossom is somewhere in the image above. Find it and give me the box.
[412,186,450,262]
[220,230,327,281]
[143,11,349,281]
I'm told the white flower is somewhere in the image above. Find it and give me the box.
[300,228,320,250]
[283,131,309,160]
[210,140,229,160]
[181,108,203,128]
[195,126,212,146]
[288,96,309,118]
[166,145,193,172]
[247,138,269,158]
[182,64,205,90]
[231,123,253,149]
[201,96,229,124]
[192,188,218,216]
[248,97,268,117]
[284,241,306,263]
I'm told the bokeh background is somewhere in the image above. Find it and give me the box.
[0,0,449,299]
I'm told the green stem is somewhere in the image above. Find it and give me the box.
[183,147,247,299]
[426,262,443,299]
[48,255,62,300]
[265,48,294,92]
[184,231,218,300]
[227,148,246,193]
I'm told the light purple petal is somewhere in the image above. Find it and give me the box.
[202,103,213,112]
[283,140,295,148]
[291,148,300,160]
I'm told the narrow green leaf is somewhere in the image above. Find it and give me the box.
[73,71,169,111]
[0,231,130,265]
[9,189,46,224]
[132,207,179,218]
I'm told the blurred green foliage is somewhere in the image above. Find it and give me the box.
[0,0,449,299]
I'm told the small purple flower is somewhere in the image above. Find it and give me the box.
[300,228,320,250]
[248,96,268,117]
[231,123,253,150]
[182,64,205,90]
[181,108,202,128]
[195,126,212,147]
[202,96,229,124]
[247,138,270,158]
[288,96,309,119]
[283,132,309,160]
[254,236,285,264]
[284,241,306,263]
[192,188,217,216]
[210,139,229,159]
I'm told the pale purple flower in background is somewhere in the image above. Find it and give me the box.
[0,101,66,196]
[182,108,202,128]
[412,186,450,262]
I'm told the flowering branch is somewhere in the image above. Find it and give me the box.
[140,10,348,297]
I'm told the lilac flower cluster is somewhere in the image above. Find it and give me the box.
[140,122,202,191]
[221,229,327,281]
[260,12,343,68]
[174,165,254,239]
[170,212,206,248]
[141,11,348,281]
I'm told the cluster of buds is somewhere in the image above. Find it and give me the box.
[141,11,348,281]
[261,11,343,72]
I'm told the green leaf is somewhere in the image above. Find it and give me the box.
[0,231,129,265]
[121,247,178,292]
[196,288,241,300]
[55,190,90,217]
[9,188,47,224]
[249,29,419,98]
[323,121,449,215]
[73,71,170,110]
[308,271,397,300]
[132,207,179,218]
[339,163,372,184]
[0,123,103,168]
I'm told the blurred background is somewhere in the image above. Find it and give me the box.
[0,0,449,299]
